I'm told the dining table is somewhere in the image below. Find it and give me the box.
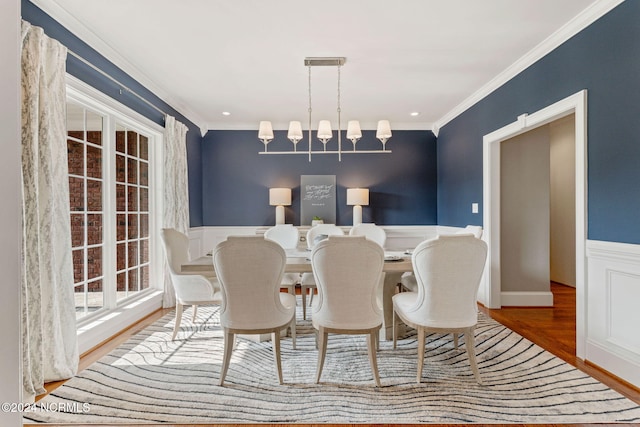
[181,248,413,340]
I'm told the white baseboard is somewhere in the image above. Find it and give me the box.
[500,291,554,307]
[586,339,640,389]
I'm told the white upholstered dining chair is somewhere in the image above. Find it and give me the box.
[160,228,222,341]
[349,223,387,248]
[264,224,301,295]
[392,234,488,384]
[213,236,297,385]
[311,235,385,386]
[400,225,483,292]
[300,223,345,319]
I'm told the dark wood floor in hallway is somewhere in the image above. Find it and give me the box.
[31,282,640,427]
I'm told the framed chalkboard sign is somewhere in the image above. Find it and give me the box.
[301,175,336,225]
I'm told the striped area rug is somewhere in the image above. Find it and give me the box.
[26,301,640,424]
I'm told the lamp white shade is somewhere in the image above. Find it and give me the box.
[258,121,274,141]
[287,121,303,142]
[347,188,369,226]
[317,120,333,140]
[347,188,369,206]
[269,188,292,206]
[376,120,392,140]
[269,187,291,225]
[346,120,362,141]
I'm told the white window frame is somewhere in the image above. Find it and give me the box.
[66,75,165,354]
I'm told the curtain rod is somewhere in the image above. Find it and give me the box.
[67,49,167,120]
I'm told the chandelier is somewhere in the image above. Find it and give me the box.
[258,57,392,162]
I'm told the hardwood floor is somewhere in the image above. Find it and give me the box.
[31,282,639,427]
[479,282,640,406]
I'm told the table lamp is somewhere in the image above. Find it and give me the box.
[347,188,369,226]
[269,188,292,225]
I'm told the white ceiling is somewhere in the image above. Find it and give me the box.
[35,0,605,133]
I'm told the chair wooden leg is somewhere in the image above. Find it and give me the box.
[290,317,297,350]
[220,329,234,386]
[272,331,284,385]
[172,303,183,341]
[417,327,426,384]
[464,327,482,384]
[367,330,381,387]
[314,328,319,349]
[192,304,198,322]
[301,288,307,320]
[453,333,459,349]
[392,309,398,350]
[315,327,328,383]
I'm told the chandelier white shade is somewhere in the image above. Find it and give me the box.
[258,57,391,161]
[269,187,291,225]
[347,188,369,226]
[376,120,392,147]
[258,121,274,148]
[346,120,362,148]
[287,121,303,148]
[317,120,333,144]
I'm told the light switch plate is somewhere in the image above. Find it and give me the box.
[472,203,479,213]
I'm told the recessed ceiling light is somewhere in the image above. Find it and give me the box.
[410,112,420,117]
[222,111,231,116]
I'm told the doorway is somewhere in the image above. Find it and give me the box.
[481,90,587,359]
[499,114,576,300]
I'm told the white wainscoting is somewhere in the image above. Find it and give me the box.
[187,225,465,258]
[586,239,640,388]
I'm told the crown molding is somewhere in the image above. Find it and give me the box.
[432,0,625,134]
[205,121,434,132]
[29,0,209,132]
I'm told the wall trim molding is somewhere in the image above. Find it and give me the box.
[188,225,446,257]
[587,239,640,262]
[482,90,588,359]
[500,291,554,307]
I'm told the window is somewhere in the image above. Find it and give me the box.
[115,125,151,302]
[67,103,105,319]
[67,80,161,326]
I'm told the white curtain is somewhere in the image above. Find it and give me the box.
[162,115,190,307]
[21,21,78,402]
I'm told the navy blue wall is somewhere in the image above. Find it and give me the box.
[437,1,640,244]
[202,130,437,226]
[26,0,639,238]
[22,0,204,227]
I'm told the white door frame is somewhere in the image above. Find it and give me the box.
[482,90,587,359]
